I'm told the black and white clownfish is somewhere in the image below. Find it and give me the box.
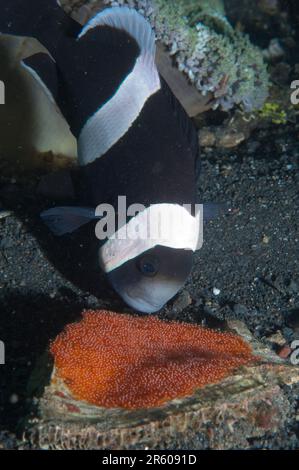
[0,0,218,313]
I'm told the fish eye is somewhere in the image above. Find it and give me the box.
[137,256,159,277]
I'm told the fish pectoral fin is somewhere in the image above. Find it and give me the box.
[203,202,230,223]
[41,206,97,236]
[21,52,59,105]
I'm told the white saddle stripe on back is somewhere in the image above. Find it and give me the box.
[78,7,161,165]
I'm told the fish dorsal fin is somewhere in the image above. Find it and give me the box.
[41,206,98,236]
[77,7,161,166]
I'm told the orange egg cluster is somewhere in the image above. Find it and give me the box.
[50,310,256,409]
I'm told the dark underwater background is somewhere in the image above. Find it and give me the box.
[0,0,299,449]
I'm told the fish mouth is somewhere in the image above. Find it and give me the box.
[122,292,163,314]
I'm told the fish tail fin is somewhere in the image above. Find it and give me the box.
[0,1,79,47]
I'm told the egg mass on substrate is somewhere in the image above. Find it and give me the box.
[50,310,256,409]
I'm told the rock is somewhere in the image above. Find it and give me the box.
[217,130,246,148]
[171,290,192,314]
[199,126,247,149]
[267,331,286,347]
[278,345,292,360]
[262,234,270,245]
[227,319,284,364]
[198,110,260,149]
[23,360,299,450]
[198,129,216,147]
[212,287,221,296]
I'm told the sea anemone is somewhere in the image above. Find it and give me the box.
[102,0,269,112]
[50,310,256,409]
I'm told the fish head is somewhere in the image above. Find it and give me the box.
[107,245,193,313]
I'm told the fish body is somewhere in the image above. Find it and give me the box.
[0,0,202,313]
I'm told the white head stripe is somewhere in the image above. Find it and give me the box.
[98,204,203,273]
[78,7,161,166]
